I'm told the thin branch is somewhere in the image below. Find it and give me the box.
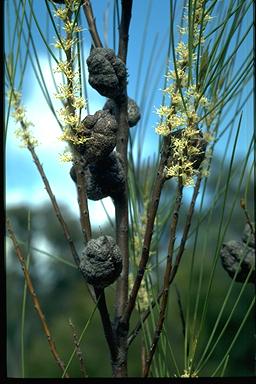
[94,288,118,365]
[74,159,92,243]
[118,0,133,62]
[23,28,96,302]
[123,59,186,325]
[114,193,129,319]
[68,319,87,378]
[64,8,92,245]
[28,144,80,268]
[6,218,69,378]
[114,0,133,327]
[59,8,95,301]
[128,175,202,346]
[169,175,202,282]
[240,198,255,235]
[123,137,170,325]
[110,4,133,376]
[141,338,147,377]
[143,180,183,377]
[82,0,103,48]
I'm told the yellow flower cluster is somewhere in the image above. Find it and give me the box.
[58,107,79,126]
[186,0,213,48]
[155,83,208,138]
[165,126,203,186]
[54,61,77,80]
[53,0,81,17]
[54,38,76,51]
[155,0,215,186]
[128,273,151,312]
[58,148,73,163]
[179,350,198,378]
[53,0,87,155]
[59,127,91,146]
[63,20,82,34]
[54,80,82,102]
[8,90,38,148]
[180,370,198,378]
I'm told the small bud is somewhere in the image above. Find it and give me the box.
[220,240,255,283]
[77,110,117,164]
[103,97,141,127]
[80,236,122,289]
[87,48,127,99]
[240,198,246,209]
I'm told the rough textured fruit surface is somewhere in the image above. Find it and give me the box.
[103,97,141,127]
[220,240,255,283]
[70,152,125,201]
[87,152,125,200]
[80,236,122,288]
[77,110,117,163]
[87,48,127,99]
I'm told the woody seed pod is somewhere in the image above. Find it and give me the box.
[80,236,122,289]
[70,152,125,201]
[103,97,141,127]
[220,240,255,283]
[76,110,117,164]
[87,47,127,99]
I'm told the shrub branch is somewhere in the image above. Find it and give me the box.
[28,143,80,267]
[6,218,69,378]
[118,0,133,62]
[127,175,202,346]
[82,0,103,48]
[123,136,170,324]
[94,288,118,365]
[143,179,183,377]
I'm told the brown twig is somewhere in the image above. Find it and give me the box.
[122,81,183,327]
[168,175,202,282]
[68,319,87,378]
[110,1,133,377]
[65,9,92,245]
[124,50,193,333]
[114,193,129,319]
[118,0,133,62]
[28,144,80,268]
[122,136,170,325]
[128,175,202,346]
[74,159,92,243]
[83,0,103,48]
[6,218,69,378]
[141,338,147,377]
[240,198,255,235]
[143,179,183,377]
[94,288,118,366]
[114,0,133,322]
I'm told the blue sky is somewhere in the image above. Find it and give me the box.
[5,0,254,227]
